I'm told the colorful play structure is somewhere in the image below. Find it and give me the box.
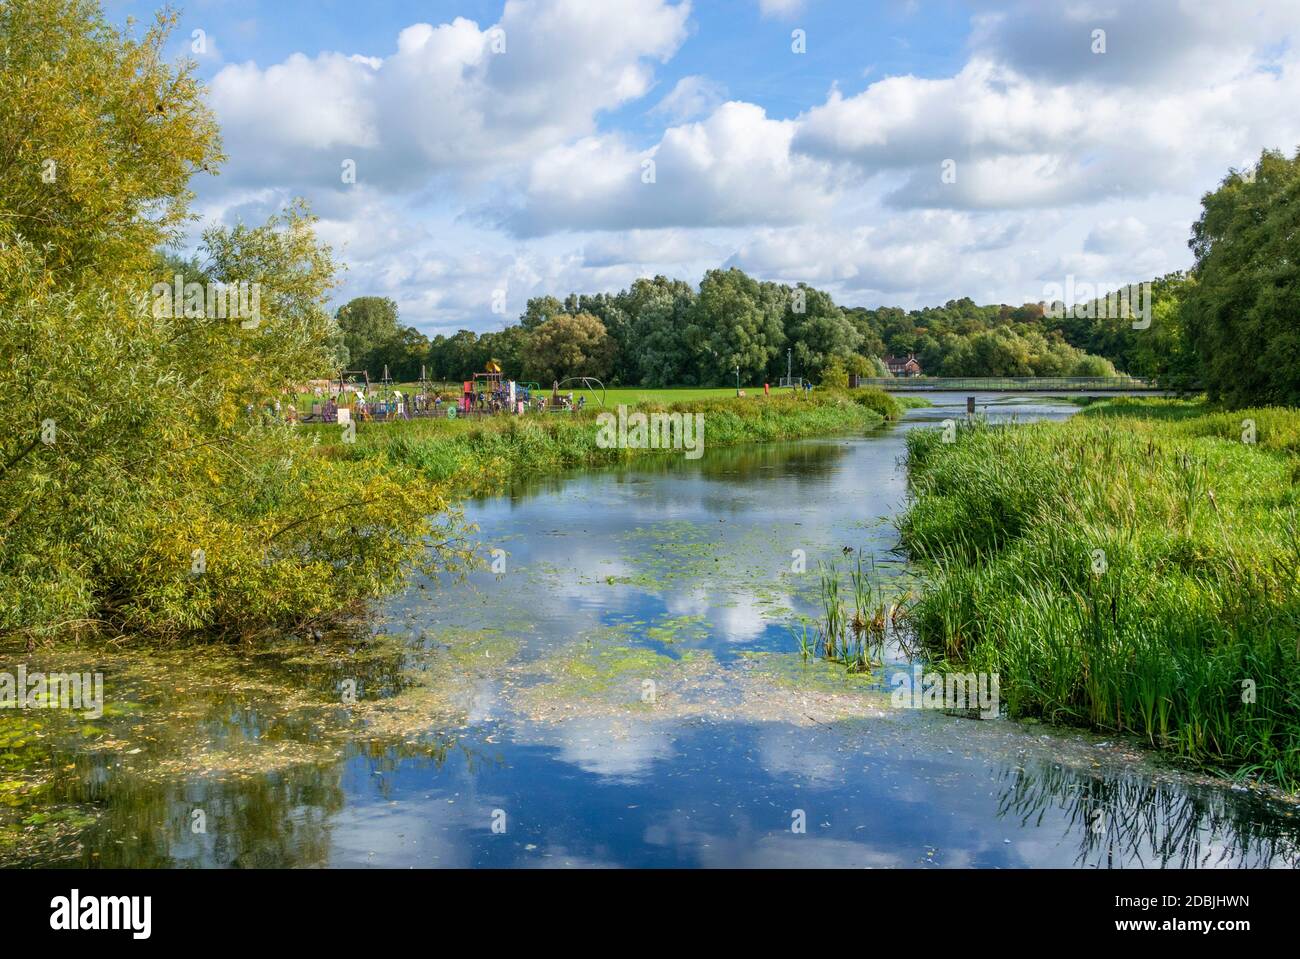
[296,362,602,424]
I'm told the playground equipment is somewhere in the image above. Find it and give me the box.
[298,363,591,425]
[554,376,606,409]
[337,370,371,393]
[407,365,453,417]
[460,359,531,415]
[778,348,803,389]
[301,370,371,423]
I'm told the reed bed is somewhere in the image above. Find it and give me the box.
[899,400,1300,788]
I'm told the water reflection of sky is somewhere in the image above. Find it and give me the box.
[8,395,1299,868]
[359,395,1297,868]
[324,717,1299,868]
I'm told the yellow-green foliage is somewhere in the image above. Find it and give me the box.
[0,1,471,641]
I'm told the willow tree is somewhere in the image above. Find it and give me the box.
[0,0,468,640]
[1184,149,1300,407]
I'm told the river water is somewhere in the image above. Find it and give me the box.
[3,394,1298,867]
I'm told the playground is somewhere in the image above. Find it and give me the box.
[293,363,612,425]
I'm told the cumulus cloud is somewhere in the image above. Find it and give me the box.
[968,0,1293,88]
[189,0,1300,330]
[208,1,692,193]
[794,51,1300,211]
[650,75,728,123]
[503,101,842,235]
[1083,216,1149,255]
[725,212,1030,296]
[581,229,726,268]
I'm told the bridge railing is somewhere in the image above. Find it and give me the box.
[856,375,1157,392]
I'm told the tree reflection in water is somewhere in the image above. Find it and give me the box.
[996,762,1300,868]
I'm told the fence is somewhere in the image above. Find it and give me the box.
[854,376,1159,392]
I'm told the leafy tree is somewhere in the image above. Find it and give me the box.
[693,268,785,386]
[782,284,862,382]
[0,0,222,283]
[521,312,617,385]
[819,355,849,388]
[1182,149,1300,406]
[617,276,698,385]
[429,329,485,381]
[520,295,565,331]
[571,293,633,383]
[1071,354,1118,377]
[0,0,468,639]
[335,297,400,372]
[478,324,529,380]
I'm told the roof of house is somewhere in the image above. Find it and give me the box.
[884,354,921,371]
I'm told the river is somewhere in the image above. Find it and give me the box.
[3,394,1297,867]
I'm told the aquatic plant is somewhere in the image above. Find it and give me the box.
[817,560,844,659]
[790,621,816,660]
[810,553,900,673]
[899,399,1300,788]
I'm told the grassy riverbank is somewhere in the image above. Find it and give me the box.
[899,398,1300,787]
[313,387,902,495]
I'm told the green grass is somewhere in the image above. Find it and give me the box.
[603,386,775,405]
[306,387,902,495]
[899,399,1300,789]
[288,382,931,410]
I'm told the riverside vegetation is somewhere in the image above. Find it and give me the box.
[316,388,902,495]
[899,398,1300,788]
[0,2,916,643]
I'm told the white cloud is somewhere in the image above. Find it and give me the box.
[208,1,692,193]
[505,101,842,235]
[757,0,805,18]
[968,0,1293,88]
[582,229,725,268]
[794,53,1300,211]
[187,0,1300,331]
[726,212,1028,296]
[650,75,727,123]
[1083,216,1148,255]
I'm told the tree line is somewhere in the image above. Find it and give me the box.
[335,273,1124,388]
[337,147,1300,402]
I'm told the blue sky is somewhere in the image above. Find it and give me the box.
[101,1,1300,335]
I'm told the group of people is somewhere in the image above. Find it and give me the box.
[264,381,597,425]
[411,390,444,413]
